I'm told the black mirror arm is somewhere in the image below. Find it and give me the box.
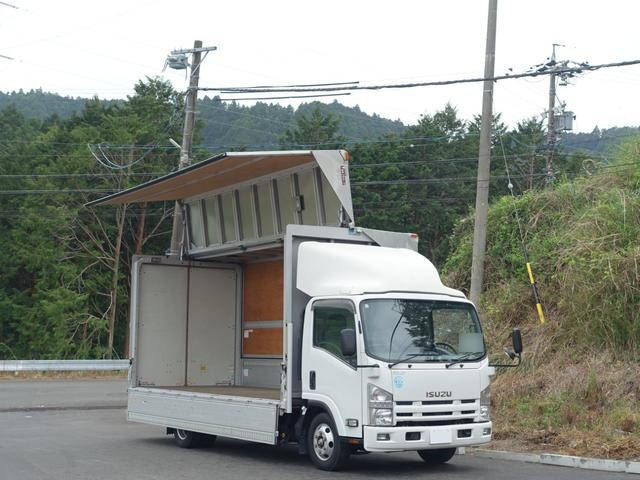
[489,353,522,368]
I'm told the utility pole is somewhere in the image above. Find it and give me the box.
[545,44,558,186]
[469,0,498,307]
[169,40,216,255]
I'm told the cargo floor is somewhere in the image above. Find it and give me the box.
[146,385,280,400]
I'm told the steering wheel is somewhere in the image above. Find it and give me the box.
[434,342,457,354]
[317,341,343,357]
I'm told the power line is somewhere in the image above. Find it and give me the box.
[0,149,618,173]
[1,130,637,150]
[0,152,621,181]
[0,189,116,195]
[201,59,640,94]
[0,161,636,195]
[0,172,168,179]
[219,93,351,101]
[352,173,549,186]
[201,104,298,129]
[348,153,590,169]
[219,81,359,90]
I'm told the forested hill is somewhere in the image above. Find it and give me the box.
[561,126,640,154]
[0,90,120,120]
[0,90,405,147]
[3,89,637,153]
[197,97,405,149]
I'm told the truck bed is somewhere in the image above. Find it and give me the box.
[145,385,280,400]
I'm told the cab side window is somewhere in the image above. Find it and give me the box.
[313,300,356,367]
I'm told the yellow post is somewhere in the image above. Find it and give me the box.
[526,262,546,324]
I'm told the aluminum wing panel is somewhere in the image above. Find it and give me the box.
[312,150,353,222]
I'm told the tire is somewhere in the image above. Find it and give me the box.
[417,448,457,464]
[173,429,203,448]
[200,434,218,447]
[307,412,351,471]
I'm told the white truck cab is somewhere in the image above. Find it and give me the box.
[89,150,520,471]
[297,242,494,469]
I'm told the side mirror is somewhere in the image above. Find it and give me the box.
[340,328,357,357]
[512,328,523,355]
[490,328,523,368]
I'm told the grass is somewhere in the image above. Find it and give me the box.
[444,137,640,459]
[488,352,640,459]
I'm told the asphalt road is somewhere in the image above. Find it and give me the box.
[0,378,127,411]
[0,380,629,479]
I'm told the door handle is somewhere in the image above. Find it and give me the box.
[310,370,316,390]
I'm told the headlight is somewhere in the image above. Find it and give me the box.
[479,385,491,421]
[368,384,393,426]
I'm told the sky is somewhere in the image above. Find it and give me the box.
[1,0,639,133]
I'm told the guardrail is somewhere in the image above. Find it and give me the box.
[0,359,130,372]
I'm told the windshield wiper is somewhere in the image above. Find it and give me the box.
[388,352,439,368]
[445,352,483,369]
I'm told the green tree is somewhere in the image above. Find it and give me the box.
[280,106,346,148]
[0,78,184,359]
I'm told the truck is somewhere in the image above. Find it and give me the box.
[90,149,522,470]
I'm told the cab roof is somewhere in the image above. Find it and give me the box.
[296,242,465,298]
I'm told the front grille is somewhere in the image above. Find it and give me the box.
[394,398,478,425]
[397,419,471,427]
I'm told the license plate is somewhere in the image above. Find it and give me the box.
[430,429,452,444]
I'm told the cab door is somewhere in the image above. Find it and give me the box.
[302,299,363,438]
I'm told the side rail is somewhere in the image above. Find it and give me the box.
[0,360,130,372]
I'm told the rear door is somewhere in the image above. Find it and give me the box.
[131,256,239,388]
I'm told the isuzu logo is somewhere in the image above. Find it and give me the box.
[340,165,347,185]
[426,391,452,398]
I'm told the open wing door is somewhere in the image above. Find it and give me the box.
[88,150,353,259]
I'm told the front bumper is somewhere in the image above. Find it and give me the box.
[363,422,492,453]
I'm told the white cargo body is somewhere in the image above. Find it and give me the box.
[90,150,506,471]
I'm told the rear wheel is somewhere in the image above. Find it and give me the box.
[307,413,350,471]
[173,429,203,448]
[417,448,457,464]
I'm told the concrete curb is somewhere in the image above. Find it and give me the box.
[471,448,640,474]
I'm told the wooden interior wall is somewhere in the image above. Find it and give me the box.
[242,328,282,356]
[243,260,284,356]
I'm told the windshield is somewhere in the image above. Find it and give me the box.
[359,299,485,363]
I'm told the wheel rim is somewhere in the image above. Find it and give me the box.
[312,423,335,461]
[176,429,188,441]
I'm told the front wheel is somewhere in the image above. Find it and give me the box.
[417,448,457,464]
[307,413,350,471]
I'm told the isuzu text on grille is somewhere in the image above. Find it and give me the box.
[426,391,453,398]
